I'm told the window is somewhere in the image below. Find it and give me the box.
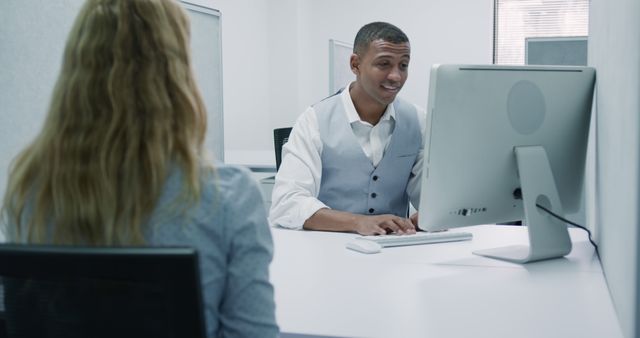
[494,0,589,65]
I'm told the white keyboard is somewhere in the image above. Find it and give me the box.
[356,231,473,248]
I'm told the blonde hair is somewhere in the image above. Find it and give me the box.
[2,0,207,245]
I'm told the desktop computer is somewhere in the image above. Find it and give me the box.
[418,64,596,263]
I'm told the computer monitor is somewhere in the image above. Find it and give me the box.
[418,64,595,263]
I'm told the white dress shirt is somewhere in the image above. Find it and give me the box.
[269,85,427,229]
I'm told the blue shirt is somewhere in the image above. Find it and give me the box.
[7,164,279,338]
[146,164,278,337]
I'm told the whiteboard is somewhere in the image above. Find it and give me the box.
[329,39,355,94]
[0,1,224,201]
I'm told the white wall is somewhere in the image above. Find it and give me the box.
[297,0,494,112]
[589,0,640,337]
[267,0,304,131]
[0,0,494,205]
[0,0,84,211]
[189,0,273,155]
[195,0,494,159]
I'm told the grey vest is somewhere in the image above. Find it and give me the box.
[315,94,421,217]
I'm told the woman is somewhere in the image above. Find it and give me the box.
[1,0,278,336]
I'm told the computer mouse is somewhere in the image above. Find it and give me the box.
[345,239,382,254]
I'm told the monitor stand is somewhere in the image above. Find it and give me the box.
[473,146,572,263]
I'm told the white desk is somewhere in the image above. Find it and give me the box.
[270,225,622,338]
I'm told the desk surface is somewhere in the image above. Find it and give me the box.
[270,225,622,338]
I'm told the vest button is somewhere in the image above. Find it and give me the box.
[372,175,378,181]
[371,193,377,198]
[368,208,375,214]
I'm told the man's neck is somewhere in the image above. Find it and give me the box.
[349,84,387,125]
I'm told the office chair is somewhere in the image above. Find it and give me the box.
[0,244,206,338]
[273,127,293,171]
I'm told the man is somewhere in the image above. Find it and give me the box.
[269,22,426,236]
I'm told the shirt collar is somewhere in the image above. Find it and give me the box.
[341,82,396,126]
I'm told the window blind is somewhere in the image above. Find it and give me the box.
[494,0,589,65]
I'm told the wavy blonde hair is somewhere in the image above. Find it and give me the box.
[2,0,207,245]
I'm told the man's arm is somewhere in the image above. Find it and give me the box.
[269,107,416,235]
[304,208,416,236]
[268,108,327,229]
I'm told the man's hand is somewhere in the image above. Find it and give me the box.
[303,208,417,235]
[354,214,416,236]
[410,212,419,227]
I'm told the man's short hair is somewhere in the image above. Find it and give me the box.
[353,22,409,55]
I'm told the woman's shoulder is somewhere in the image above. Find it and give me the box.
[150,163,264,240]
[196,164,268,240]
[197,163,264,214]
[200,163,257,195]
[159,162,258,209]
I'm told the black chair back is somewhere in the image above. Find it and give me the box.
[274,127,293,171]
[0,244,206,338]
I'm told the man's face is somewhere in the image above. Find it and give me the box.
[351,39,410,107]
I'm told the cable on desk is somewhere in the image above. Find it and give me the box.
[536,203,599,257]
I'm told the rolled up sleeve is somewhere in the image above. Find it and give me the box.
[268,108,328,229]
